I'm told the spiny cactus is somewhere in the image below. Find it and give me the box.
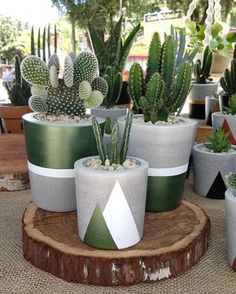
[4,55,31,106]
[220,59,236,98]
[226,172,236,196]
[193,46,213,84]
[206,128,231,153]
[21,51,108,117]
[128,32,192,123]
[92,111,133,165]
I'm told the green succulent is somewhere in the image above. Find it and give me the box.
[193,46,213,84]
[206,128,231,153]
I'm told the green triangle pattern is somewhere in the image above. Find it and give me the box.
[83,204,118,249]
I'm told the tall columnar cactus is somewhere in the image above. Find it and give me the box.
[193,46,213,84]
[92,111,133,165]
[226,172,236,196]
[21,51,108,117]
[220,58,236,97]
[4,55,31,106]
[128,32,192,123]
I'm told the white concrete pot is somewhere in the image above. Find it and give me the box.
[74,156,148,250]
[212,112,236,145]
[91,106,128,125]
[193,144,236,199]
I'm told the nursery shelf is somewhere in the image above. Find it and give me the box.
[22,200,210,286]
[0,134,29,191]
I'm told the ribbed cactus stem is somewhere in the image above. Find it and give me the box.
[111,123,120,164]
[128,63,144,107]
[120,111,133,164]
[92,116,106,165]
[15,55,21,85]
[50,65,59,88]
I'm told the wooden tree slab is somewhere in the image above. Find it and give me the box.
[22,200,211,286]
[0,134,29,191]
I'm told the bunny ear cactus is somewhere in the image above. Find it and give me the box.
[128,32,192,123]
[21,52,108,117]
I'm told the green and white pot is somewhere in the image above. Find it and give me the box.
[74,156,148,250]
[91,106,127,125]
[192,143,236,199]
[188,82,218,119]
[23,113,105,212]
[118,115,197,212]
[212,112,236,145]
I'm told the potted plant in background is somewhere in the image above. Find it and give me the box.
[74,111,148,249]
[188,46,218,119]
[0,55,32,133]
[21,51,108,212]
[192,128,236,199]
[119,32,197,212]
[88,16,140,124]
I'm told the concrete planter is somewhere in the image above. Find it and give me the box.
[91,106,127,125]
[74,156,148,250]
[212,112,236,145]
[205,96,220,126]
[188,82,218,119]
[23,113,105,212]
[118,115,197,212]
[225,189,236,270]
[192,144,236,199]
[211,53,231,74]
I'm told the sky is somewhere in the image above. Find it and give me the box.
[0,0,60,26]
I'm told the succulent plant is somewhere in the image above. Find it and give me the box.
[128,32,192,123]
[193,46,213,84]
[205,128,231,153]
[226,172,236,196]
[4,55,31,106]
[92,111,133,165]
[88,16,140,108]
[21,51,108,117]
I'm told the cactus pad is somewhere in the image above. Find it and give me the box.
[29,95,48,113]
[50,65,59,88]
[91,77,108,97]
[48,53,60,74]
[64,56,74,88]
[84,90,103,109]
[31,85,47,97]
[79,81,92,100]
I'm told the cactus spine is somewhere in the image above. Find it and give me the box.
[193,46,213,84]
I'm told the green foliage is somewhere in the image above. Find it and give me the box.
[193,46,213,84]
[21,52,108,117]
[220,51,236,99]
[226,172,236,195]
[4,55,31,106]
[92,111,133,165]
[205,128,231,153]
[128,32,192,123]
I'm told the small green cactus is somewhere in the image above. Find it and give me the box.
[205,128,231,153]
[193,46,213,84]
[220,58,236,98]
[226,172,236,196]
[92,111,133,165]
[104,116,112,134]
[21,51,108,117]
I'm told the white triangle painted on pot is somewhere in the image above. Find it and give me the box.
[103,180,140,249]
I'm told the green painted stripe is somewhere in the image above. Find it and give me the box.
[23,116,104,169]
[146,173,186,212]
[84,204,118,250]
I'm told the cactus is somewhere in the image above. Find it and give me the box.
[193,46,213,84]
[226,172,236,196]
[4,55,31,106]
[128,32,192,123]
[21,51,108,117]
[220,59,236,97]
[92,111,133,165]
[104,116,112,134]
[205,128,231,153]
[47,24,51,59]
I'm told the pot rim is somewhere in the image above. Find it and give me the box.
[191,81,218,86]
[212,112,236,117]
[193,143,236,155]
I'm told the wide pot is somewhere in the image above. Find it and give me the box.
[212,112,236,145]
[74,156,148,250]
[0,103,31,134]
[91,106,127,125]
[23,113,105,212]
[188,82,218,119]
[118,115,197,212]
[192,143,236,199]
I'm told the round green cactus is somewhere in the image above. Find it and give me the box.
[79,81,92,100]
[31,85,47,97]
[29,95,48,113]
[91,77,108,97]
[84,90,103,108]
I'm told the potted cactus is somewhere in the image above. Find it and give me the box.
[74,111,148,249]
[0,55,32,133]
[192,128,236,199]
[212,48,236,145]
[21,51,108,212]
[188,46,218,119]
[88,16,140,124]
[118,32,197,212]
[225,172,236,271]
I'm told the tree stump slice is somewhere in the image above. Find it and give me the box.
[22,200,211,286]
[0,134,29,191]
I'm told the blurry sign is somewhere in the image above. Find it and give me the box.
[144,10,182,22]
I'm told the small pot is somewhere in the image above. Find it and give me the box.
[211,53,231,74]
[205,96,220,126]
[74,156,148,249]
[212,112,236,145]
[188,82,218,119]
[91,106,127,125]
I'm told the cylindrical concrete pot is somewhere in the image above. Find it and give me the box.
[91,106,127,125]
[225,189,236,270]
[205,96,220,126]
[74,156,148,250]
[212,112,236,145]
[192,144,236,199]
[211,53,231,74]
[118,115,198,212]
[23,113,105,212]
[188,82,218,119]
